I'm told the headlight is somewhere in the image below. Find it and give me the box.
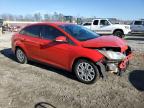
[125,26,130,29]
[98,50,126,60]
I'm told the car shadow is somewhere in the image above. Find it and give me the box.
[125,37,144,41]
[127,34,144,36]
[129,70,144,91]
[0,48,77,81]
[0,48,17,61]
[34,102,56,108]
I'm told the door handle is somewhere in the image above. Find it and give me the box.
[21,38,26,42]
[40,43,46,46]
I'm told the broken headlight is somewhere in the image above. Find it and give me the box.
[98,50,126,60]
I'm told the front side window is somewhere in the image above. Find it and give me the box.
[20,25,41,37]
[41,25,65,40]
[60,24,100,41]
[100,20,110,25]
[134,21,143,25]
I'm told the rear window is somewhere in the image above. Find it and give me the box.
[134,21,143,25]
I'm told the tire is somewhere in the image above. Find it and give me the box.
[113,30,124,38]
[74,59,100,84]
[15,48,28,64]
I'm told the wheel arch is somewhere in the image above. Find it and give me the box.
[71,57,98,72]
[15,45,29,58]
[71,57,106,78]
[113,29,124,34]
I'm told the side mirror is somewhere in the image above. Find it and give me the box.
[55,36,67,42]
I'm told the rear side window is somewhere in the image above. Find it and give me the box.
[93,20,99,25]
[41,25,65,40]
[20,25,41,37]
[134,21,143,25]
[83,23,91,26]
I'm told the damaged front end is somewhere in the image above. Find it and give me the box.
[97,46,132,76]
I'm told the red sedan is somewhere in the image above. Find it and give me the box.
[11,22,132,84]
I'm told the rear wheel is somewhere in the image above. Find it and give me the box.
[74,59,100,84]
[15,48,27,64]
[113,30,124,38]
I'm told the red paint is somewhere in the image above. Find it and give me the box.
[11,22,131,71]
[119,53,133,69]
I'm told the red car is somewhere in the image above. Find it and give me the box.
[11,22,132,84]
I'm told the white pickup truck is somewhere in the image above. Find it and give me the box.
[130,20,144,34]
[83,18,131,38]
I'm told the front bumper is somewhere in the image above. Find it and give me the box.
[95,53,132,78]
[119,53,132,70]
[105,52,132,73]
[124,29,131,35]
[95,46,132,77]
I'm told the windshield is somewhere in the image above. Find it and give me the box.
[108,19,120,24]
[59,24,100,41]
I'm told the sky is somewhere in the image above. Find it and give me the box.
[0,0,144,20]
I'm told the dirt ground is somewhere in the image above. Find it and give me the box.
[0,33,144,108]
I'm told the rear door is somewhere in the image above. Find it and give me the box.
[91,20,100,32]
[19,25,42,60]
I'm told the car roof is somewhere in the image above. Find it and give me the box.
[83,22,91,24]
[28,22,72,26]
[20,22,75,31]
[93,18,108,20]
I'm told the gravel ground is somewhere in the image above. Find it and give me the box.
[0,33,144,108]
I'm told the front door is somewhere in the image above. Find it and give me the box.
[91,20,112,34]
[98,20,112,34]
[39,25,70,69]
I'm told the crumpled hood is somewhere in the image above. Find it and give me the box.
[81,35,128,52]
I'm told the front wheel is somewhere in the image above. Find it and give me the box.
[74,59,100,84]
[113,30,124,38]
